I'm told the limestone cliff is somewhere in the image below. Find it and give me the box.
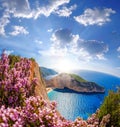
[45,73,105,93]
[30,61,48,100]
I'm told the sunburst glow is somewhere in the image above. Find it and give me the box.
[55,59,76,73]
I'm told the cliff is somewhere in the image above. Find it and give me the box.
[45,73,105,93]
[30,61,48,100]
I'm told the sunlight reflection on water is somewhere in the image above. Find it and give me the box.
[48,70,120,120]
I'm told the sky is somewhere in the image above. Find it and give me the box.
[0,0,120,77]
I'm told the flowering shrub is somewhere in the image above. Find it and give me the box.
[0,52,36,107]
[0,105,23,127]
[0,52,110,127]
[0,96,101,127]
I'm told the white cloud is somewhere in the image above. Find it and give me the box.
[50,28,73,48]
[39,28,108,62]
[0,10,10,36]
[33,0,70,19]
[96,54,107,60]
[9,26,29,36]
[4,50,14,55]
[2,0,71,19]
[0,0,72,35]
[0,0,32,36]
[38,47,68,57]
[76,40,108,59]
[72,40,108,62]
[74,8,116,26]
[117,46,120,52]
[35,39,43,44]
[2,0,32,19]
[116,67,120,70]
[47,28,53,33]
[54,4,77,17]
[117,46,120,58]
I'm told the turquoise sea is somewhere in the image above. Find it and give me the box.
[48,70,120,121]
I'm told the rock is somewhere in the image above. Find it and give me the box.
[45,73,105,93]
[30,61,48,100]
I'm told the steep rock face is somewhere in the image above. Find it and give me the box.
[30,61,48,100]
[45,73,105,93]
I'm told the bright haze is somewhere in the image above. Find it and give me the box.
[0,0,120,77]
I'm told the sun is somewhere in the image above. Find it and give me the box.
[55,58,75,73]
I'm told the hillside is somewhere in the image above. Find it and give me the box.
[40,67,58,78]
[8,55,48,100]
[45,73,105,93]
[0,52,109,126]
[70,73,87,82]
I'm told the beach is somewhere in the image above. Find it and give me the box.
[46,87,53,93]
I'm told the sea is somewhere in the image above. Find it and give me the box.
[48,70,120,121]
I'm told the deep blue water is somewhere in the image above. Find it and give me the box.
[48,70,120,121]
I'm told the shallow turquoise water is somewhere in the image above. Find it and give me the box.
[48,70,120,120]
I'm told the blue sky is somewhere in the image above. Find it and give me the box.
[0,0,120,77]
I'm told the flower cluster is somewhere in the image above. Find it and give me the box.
[99,114,110,127]
[0,96,103,127]
[0,52,109,127]
[0,52,36,107]
[87,111,99,126]
[0,105,23,127]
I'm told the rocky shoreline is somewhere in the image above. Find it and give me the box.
[45,73,105,93]
[46,87,53,93]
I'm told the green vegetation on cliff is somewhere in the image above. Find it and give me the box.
[8,55,21,68]
[98,90,120,127]
[70,74,87,82]
[46,73,105,93]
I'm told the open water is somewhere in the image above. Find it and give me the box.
[48,70,120,120]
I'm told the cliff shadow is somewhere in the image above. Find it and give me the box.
[53,87,105,95]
